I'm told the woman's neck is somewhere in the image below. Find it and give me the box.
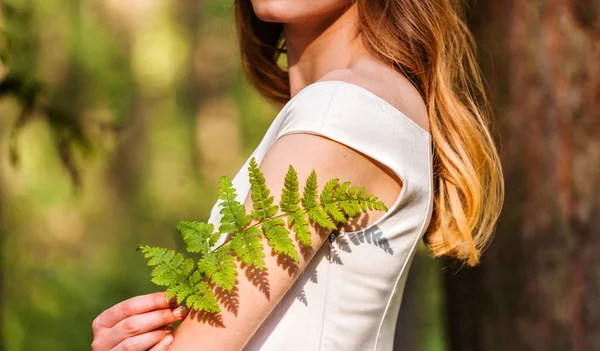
[284,4,368,97]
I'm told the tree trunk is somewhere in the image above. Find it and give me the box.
[444,1,600,351]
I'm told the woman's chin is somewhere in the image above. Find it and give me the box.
[250,0,351,24]
[250,1,287,22]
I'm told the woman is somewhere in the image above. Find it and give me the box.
[91,0,504,350]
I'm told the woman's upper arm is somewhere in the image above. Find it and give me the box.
[168,132,401,351]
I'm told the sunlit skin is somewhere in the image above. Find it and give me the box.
[250,0,429,130]
[91,0,430,350]
[250,0,350,24]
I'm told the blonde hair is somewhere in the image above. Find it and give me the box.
[234,0,504,266]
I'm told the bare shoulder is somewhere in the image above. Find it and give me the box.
[268,133,401,231]
[318,59,430,134]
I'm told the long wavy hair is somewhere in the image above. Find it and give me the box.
[234,0,504,266]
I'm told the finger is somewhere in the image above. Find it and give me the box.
[148,334,174,351]
[103,307,186,349]
[111,328,173,351]
[92,325,173,351]
[94,292,176,329]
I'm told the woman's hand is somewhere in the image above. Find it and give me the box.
[91,292,187,351]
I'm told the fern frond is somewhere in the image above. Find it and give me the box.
[138,246,195,287]
[140,162,390,316]
[307,205,337,229]
[339,199,361,217]
[288,209,311,248]
[320,178,347,223]
[301,171,337,229]
[279,166,311,247]
[279,165,301,214]
[230,226,265,269]
[339,186,363,217]
[218,176,252,233]
[301,170,318,211]
[167,282,194,305]
[262,218,299,263]
[323,203,346,223]
[351,186,388,213]
[168,271,221,312]
[333,181,351,202]
[365,194,388,211]
[320,178,339,205]
[198,251,237,292]
[249,158,278,220]
[186,281,220,313]
[176,221,219,255]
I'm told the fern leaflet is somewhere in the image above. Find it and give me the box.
[218,176,252,234]
[230,226,265,269]
[249,158,278,220]
[262,217,299,263]
[177,221,218,255]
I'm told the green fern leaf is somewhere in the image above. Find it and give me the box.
[230,226,265,269]
[324,202,346,223]
[186,281,220,313]
[320,178,339,204]
[340,186,363,217]
[369,195,388,211]
[249,157,278,220]
[333,181,351,202]
[166,283,191,305]
[279,165,301,214]
[218,176,252,233]
[307,205,337,229]
[198,251,237,292]
[355,186,369,212]
[138,246,195,287]
[366,194,388,211]
[301,170,318,210]
[339,199,361,217]
[176,221,218,255]
[262,218,299,263]
[288,209,311,247]
[347,186,358,198]
[302,170,337,229]
[280,166,311,247]
[356,186,366,199]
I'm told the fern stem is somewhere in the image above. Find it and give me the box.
[246,213,288,231]
[209,213,290,253]
[184,266,198,282]
[209,237,232,253]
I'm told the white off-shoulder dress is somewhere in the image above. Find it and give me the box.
[206,80,434,351]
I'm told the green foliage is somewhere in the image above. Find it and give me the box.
[249,158,278,220]
[139,157,388,314]
[137,246,195,289]
[217,176,252,233]
[1,1,135,187]
[262,217,299,263]
[231,226,265,269]
[177,222,219,255]
[280,166,312,247]
[198,252,236,292]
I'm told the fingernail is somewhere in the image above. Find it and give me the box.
[173,306,187,319]
[163,334,173,345]
[166,295,178,305]
[161,324,173,332]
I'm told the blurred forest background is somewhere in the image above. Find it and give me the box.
[0,0,598,351]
